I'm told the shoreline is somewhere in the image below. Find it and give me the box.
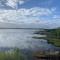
[33,28,60,48]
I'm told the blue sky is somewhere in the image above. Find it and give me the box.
[0,0,60,28]
[18,0,58,8]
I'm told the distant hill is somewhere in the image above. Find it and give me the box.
[0,22,20,28]
[0,22,60,29]
[0,22,44,29]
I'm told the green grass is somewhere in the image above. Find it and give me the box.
[46,29,60,47]
[47,38,60,47]
[0,48,25,60]
[33,28,60,47]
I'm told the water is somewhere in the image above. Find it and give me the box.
[0,29,55,50]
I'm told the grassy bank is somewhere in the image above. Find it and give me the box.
[47,38,60,47]
[33,28,60,47]
[46,28,60,47]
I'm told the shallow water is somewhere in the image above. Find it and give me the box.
[0,29,55,50]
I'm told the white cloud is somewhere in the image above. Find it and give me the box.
[0,7,55,24]
[0,0,27,9]
[19,0,25,5]
[0,7,59,28]
[6,0,28,8]
[6,0,17,8]
[53,15,60,19]
[17,7,52,16]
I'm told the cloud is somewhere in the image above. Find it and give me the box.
[6,0,28,8]
[19,0,25,5]
[0,0,27,9]
[0,7,59,28]
[17,7,53,16]
[53,15,60,19]
[0,7,54,24]
[6,0,17,8]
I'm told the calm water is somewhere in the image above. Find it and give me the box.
[0,29,56,50]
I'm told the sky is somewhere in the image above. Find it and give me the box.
[0,0,60,28]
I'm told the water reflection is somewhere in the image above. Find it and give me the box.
[0,29,55,50]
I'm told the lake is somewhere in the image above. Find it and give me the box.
[0,29,57,51]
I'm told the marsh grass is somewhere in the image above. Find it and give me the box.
[0,48,24,60]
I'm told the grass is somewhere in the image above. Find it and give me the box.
[33,28,60,47]
[46,28,60,47]
[0,48,25,60]
[47,38,60,47]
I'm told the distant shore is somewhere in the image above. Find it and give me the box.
[33,28,60,47]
